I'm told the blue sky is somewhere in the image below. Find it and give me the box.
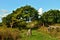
[0,0,60,22]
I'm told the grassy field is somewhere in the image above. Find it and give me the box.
[21,30,59,40]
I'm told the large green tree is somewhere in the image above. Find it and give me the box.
[2,5,39,36]
[2,5,39,29]
[40,9,60,26]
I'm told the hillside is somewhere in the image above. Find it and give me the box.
[21,30,59,40]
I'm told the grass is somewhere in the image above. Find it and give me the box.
[21,30,59,40]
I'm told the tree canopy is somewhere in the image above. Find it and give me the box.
[40,9,60,26]
[2,5,39,29]
[1,5,60,28]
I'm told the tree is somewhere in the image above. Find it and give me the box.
[2,5,39,36]
[2,17,7,27]
[2,13,15,28]
[0,22,2,26]
[40,9,60,26]
[2,5,39,29]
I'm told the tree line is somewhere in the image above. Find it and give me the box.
[0,5,60,29]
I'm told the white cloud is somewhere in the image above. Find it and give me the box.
[0,9,10,22]
[0,14,9,22]
[0,9,10,18]
[0,9,10,20]
[38,8,43,15]
[0,14,8,18]
[0,9,9,13]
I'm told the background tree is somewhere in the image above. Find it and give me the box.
[40,9,60,26]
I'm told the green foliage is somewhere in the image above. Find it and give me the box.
[2,5,38,29]
[15,5,38,21]
[0,23,2,26]
[26,20,39,28]
[40,9,60,26]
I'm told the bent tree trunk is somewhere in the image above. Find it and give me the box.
[10,22,13,28]
[10,24,13,28]
[27,28,32,36]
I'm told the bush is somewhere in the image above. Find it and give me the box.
[0,27,20,40]
[56,27,60,32]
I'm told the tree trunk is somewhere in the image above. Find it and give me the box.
[11,24,13,28]
[43,23,44,27]
[27,28,32,36]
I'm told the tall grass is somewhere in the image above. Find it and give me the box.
[0,27,21,40]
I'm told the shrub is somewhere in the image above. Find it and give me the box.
[0,27,20,40]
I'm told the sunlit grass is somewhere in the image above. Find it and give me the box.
[21,30,59,40]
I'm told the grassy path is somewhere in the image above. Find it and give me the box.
[21,30,59,40]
